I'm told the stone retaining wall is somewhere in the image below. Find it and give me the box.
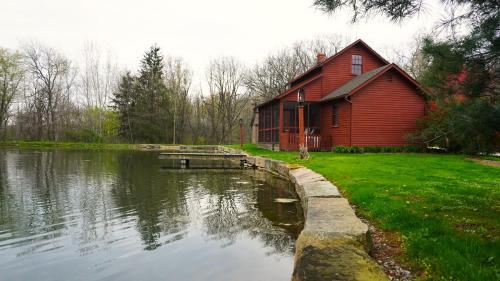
[257,143,280,151]
[240,150,388,281]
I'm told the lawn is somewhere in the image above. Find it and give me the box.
[233,144,500,281]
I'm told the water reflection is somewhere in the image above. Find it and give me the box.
[0,150,303,281]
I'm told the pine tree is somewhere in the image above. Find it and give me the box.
[134,45,171,143]
[111,72,136,141]
[112,46,173,143]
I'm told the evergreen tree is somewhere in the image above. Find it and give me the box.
[134,45,171,143]
[111,72,136,141]
[112,46,173,143]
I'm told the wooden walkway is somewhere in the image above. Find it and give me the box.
[158,152,246,160]
[159,152,247,168]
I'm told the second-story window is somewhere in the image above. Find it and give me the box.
[352,55,362,75]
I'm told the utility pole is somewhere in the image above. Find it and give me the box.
[173,93,176,144]
[239,118,244,148]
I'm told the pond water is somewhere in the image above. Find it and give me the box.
[0,150,304,281]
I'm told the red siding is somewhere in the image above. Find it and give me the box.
[321,43,386,97]
[321,100,351,146]
[350,70,425,146]
[284,77,323,102]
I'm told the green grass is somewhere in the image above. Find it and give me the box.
[232,144,500,281]
[0,141,137,150]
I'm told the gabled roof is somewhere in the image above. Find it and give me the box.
[288,39,389,86]
[256,74,322,108]
[320,64,426,102]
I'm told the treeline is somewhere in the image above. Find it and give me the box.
[1,20,498,152]
[0,36,352,144]
[1,42,120,143]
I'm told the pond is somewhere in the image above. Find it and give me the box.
[0,150,304,281]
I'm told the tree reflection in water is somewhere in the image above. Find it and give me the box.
[0,150,304,281]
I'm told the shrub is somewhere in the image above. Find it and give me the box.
[333,145,363,153]
[333,145,424,153]
[349,146,363,153]
[334,146,349,153]
[413,100,500,154]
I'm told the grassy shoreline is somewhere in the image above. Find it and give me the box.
[0,141,138,150]
[231,144,499,281]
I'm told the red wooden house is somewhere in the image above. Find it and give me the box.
[253,39,427,151]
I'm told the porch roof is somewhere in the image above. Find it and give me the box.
[321,65,391,102]
[255,74,323,108]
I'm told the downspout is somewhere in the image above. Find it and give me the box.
[344,96,352,146]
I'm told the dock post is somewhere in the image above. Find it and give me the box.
[180,158,190,169]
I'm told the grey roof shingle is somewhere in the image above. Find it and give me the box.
[320,64,392,102]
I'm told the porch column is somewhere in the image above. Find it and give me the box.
[279,100,283,149]
[298,104,305,148]
[297,88,309,159]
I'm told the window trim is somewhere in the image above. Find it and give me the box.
[351,54,362,75]
[332,103,339,127]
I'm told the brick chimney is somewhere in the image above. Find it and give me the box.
[316,53,326,64]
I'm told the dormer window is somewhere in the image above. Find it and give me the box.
[352,55,362,75]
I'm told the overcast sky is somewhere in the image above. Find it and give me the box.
[1,0,447,88]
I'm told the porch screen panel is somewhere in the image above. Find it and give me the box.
[272,103,280,143]
[282,102,320,133]
[258,109,263,142]
[283,101,297,133]
[305,103,321,134]
[258,107,271,142]
[258,103,280,143]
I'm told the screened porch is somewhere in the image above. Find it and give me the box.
[281,101,322,151]
[257,101,328,151]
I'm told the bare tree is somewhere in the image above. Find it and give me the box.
[164,56,192,144]
[291,35,349,70]
[245,35,351,101]
[206,57,249,144]
[188,89,209,144]
[80,42,119,139]
[22,42,73,140]
[17,70,45,139]
[382,33,430,80]
[245,49,302,101]
[0,48,24,140]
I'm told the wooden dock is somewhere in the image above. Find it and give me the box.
[159,152,246,160]
[158,152,247,168]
